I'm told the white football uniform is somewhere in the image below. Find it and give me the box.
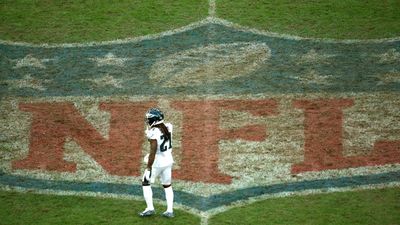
[144,123,173,184]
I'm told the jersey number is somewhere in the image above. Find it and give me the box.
[160,135,172,152]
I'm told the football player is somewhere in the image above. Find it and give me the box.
[140,108,174,218]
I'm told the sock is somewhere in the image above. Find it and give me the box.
[142,185,154,211]
[164,186,174,213]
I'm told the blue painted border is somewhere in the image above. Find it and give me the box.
[1,170,399,211]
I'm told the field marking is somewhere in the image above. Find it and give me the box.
[209,0,216,17]
[148,42,271,87]
[1,17,399,48]
[2,93,399,197]
[12,54,49,69]
[89,53,130,67]
[2,74,49,91]
[83,74,124,89]
[1,170,399,211]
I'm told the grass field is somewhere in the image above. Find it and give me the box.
[1,0,399,224]
[0,0,208,43]
[1,188,399,225]
[1,0,400,43]
[208,187,400,225]
[217,0,400,39]
[0,190,201,225]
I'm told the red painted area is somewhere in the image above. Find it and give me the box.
[172,99,278,184]
[12,102,155,176]
[292,99,400,173]
[11,98,399,184]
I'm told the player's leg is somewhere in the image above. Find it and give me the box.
[160,166,174,218]
[139,167,161,217]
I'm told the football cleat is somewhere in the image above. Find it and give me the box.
[139,209,155,217]
[162,211,175,218]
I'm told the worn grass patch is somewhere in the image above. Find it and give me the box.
[209,187,400,225]
[0,190,200,225]
[0,0,208,43]
[216,0,400,39]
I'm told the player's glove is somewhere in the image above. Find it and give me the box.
[142,168,152,182]
[143,153,149,164]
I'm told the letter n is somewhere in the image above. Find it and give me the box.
[12,102,155,176]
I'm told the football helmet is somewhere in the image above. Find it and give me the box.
[146,108,164,127]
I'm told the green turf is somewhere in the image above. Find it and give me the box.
[209,187,400,225]
[0,0,208,44]
[217,0,400,39]
[2,0,400,43]
[0,190,200,225]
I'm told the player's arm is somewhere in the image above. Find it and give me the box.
[146,139,157,170]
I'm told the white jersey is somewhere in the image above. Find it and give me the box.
[145,123,173,168]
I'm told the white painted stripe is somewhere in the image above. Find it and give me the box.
[208,0,216,17]
[201,214,209,225]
